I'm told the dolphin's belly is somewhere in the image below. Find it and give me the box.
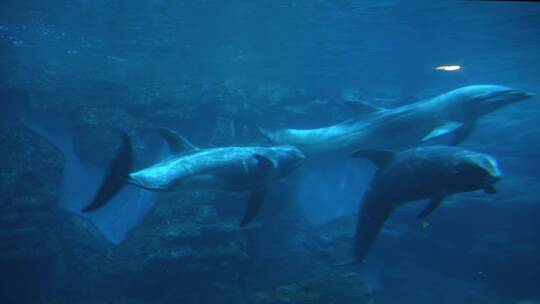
[370,149,458,206]
[178,162,268,191]
[128,170,265,192]
[171,174,225,190]
[372,173,443,206]
[127,146,295,192]
[127,155,209,191]
[357,113,439,151]
[275,129,352,155]
[274,110,440,155]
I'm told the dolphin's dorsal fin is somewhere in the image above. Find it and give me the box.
[347,99,386,115]
[158,127,199,154]
[351,149,394,169]
[422,122,463,142]
[417,195,444,219]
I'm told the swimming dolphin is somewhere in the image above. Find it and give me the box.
[350,146,501,262]
[84,128,305,227]
[260,85,533,155]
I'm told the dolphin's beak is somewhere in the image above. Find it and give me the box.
[483,172,501,194]
[509,90,534,100]
[489,173,502,184]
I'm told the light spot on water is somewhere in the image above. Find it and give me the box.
[435,65,461,71]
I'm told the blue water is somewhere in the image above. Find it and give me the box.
[1,1,539,303]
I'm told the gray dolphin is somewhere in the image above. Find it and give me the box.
[84,128,305,227]
[260,85,533,155]
[351,146,501,262]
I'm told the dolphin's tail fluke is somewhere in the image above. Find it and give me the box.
[83,134,133,212]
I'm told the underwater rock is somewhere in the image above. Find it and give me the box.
[125,192,252,263]
[299,216,357,264]
[0,116,114,303]
[254,271,373,304]
[0,118,64,258]
[81,192,252,302]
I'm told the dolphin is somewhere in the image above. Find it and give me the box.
[260,85,533,155]
[350,145,502,262]
[85,128,306,227]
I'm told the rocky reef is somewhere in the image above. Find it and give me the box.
[2,77,540,303]
[254,271,374,304]
[0,83,377,304]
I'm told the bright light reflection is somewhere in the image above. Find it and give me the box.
[435,65,461,71]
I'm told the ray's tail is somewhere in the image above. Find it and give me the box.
[8,91,158,243]
[83,134,133,212]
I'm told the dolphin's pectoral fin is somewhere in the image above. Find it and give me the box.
[422,122,463,142]
[158,127,199,154]
[253,154,276,176]
[238,155,274,227]
[83,133,134,212]
[450,122,476,145]
[240,189,266,227]
[417,196,444,219]
[351,150,395,169]
[484,185,497,194]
